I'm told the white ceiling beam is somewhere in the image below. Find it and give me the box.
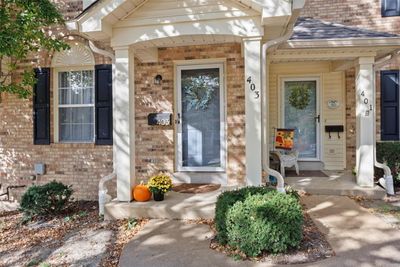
[111,17,263,47]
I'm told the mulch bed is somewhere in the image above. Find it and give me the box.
[0,201,147,267]
[172,183,221,193]
[209,207,335,264]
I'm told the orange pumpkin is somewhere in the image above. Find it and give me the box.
[133,182,151,202]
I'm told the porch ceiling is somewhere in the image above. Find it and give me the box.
[132,34,242,63]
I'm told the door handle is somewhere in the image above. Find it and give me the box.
[315,115,320,123]
[175,113,181,124]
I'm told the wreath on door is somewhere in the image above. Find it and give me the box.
[182,76,218,110]
[288,83,311,110]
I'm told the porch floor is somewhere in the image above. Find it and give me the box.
[104,187,234,220]
[105,171,386,220]
[285,170,386,199]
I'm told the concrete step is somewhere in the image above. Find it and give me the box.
[105,190,220,220]
[285,173,387,200]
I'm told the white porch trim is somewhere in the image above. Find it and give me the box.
[355,57,375,187]
[111,18,264,47]
[284,37,400,49]
[244,37,263,186]
[114,47,135,201]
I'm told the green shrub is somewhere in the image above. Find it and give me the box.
[376,142,400,187]
[20,181,73,217]
[215,187,303,257]
[215,186,273,244]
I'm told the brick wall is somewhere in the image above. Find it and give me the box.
[53,0,84,20]
[0,35,114,201]
[302,0,400,34]
[134,44,246,185]
[1,42,246,201]
[345,69,356,169]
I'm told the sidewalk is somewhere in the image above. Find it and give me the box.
[119,195,400,267]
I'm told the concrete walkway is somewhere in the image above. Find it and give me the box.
[119,195,400,267]
[285,171,386,199]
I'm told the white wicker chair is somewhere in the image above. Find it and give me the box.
[272,127,300,177]
[273,150,299,177]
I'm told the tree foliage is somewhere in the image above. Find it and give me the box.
[0,0,69,98]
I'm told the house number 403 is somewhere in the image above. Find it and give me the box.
[247,77,260,99]
[360,91,373,116]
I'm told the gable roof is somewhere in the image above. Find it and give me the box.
[291,17,399,40]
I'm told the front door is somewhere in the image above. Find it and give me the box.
[282,78,320,161]
[176,64,225,172]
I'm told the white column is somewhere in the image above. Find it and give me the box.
[113,46,135,201]
[355,57,375,187]
[243,38,262,186]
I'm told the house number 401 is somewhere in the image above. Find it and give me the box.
[360,91,373,117]
[247,77,260,99]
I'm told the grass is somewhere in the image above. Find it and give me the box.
[376,204,400,219]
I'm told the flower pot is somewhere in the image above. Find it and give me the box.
[153,192,164,201]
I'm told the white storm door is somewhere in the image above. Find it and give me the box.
[282,78,321,161]
[176,64,226,172]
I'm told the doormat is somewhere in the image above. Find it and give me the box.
[172,183,221,194]
[285,170,329,177]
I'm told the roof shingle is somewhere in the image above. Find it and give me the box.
[291,17,398,40]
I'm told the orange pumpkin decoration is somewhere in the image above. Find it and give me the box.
[133,182,151,202]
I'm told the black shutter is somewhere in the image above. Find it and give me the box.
[382,0,400,17]
[33,68,50,145]
[381,70,399,141]
[95,64,113,145]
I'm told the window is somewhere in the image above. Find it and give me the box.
[58,70,95,142]
[382,0,400,17]
[49,43,113,145]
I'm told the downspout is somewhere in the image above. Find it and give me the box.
[373,57,396,195]
[89,40,118,214]
[89,40,115,63]
[99,173,116,216]
[261,27,296,194]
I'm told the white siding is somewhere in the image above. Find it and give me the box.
[322,71,346,170]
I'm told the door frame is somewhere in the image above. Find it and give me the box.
[175,62,226,172]
[279,76,322,161]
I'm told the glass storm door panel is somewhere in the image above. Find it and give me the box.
[176,64,225,172]
[283,79,320,160]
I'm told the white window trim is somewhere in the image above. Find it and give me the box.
[53,66,95,143]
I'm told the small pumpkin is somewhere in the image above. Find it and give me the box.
[133,182,151,202]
